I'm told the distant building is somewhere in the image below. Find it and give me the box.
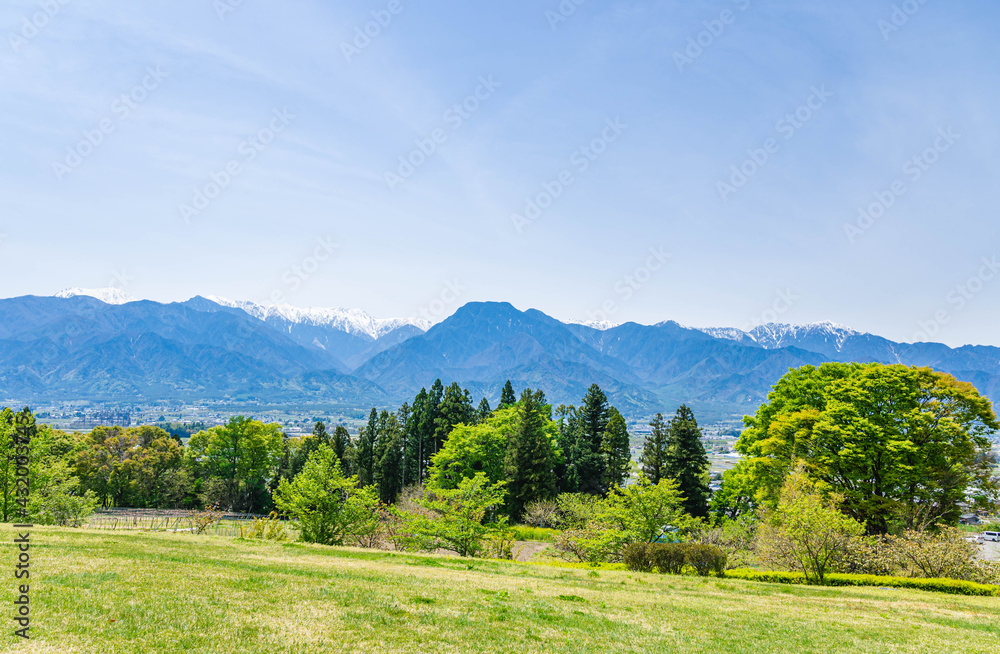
[959,514,981,525]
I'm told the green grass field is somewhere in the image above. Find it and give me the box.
[2,526,999,653]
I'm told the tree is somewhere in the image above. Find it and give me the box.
[602,407,631,490]
[756,469,864,585]
[603,473,690,545]
[572,384,610,495]
[331,426,350,465]
[186,416,283,512]
[312,421,330,446]
[475,397,492,423]
[434,382,474,453]
[427,407,517,490]
[664,405,710,519]
[737,363,999,534]
[356,408,378,487]
[404,473,508,557]
[373,411,404,504]
[640,413,669,484]
[273,445,379,546]
[505,389,558,520]
[499,380,517,409]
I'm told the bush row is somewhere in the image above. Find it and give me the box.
[725,569,1000,597]
[624,543,727,577]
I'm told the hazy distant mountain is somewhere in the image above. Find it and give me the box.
[55,287,137,305]
[2,293,998,421]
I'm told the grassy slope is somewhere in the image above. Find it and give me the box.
[2,526,999,654]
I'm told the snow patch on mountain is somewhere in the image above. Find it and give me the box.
[206,296,431,340]
[700,321,861,351]
[566,319,621,330]
[55,287,137,305]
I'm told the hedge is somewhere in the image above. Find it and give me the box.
[624,543,727,577]
[725,569,1000,597]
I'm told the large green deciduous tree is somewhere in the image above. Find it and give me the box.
[735,363,999,534]
[187,416,283,512]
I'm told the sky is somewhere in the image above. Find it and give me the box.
[1,0,999,347]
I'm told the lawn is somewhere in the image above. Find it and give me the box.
[2,525,999,653]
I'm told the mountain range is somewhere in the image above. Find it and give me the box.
[1,288,998,422]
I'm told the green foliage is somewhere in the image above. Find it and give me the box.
[498,380,517,409]
[29,459,98,527]
[273,445,380,546]
[571,385,610,495]
[508,525,559,542]
[244,512,292,542]
[504,389,558,520]
[756,469,864,585]
[554,474,692,563]
[403,473,508,557]
[724,568,1000,597]
[601,407,631,490]
[639,413,668,484]
[663,405,710,518]
[187,416,283,512]
[737,363,999,534]
[623,542,727,576]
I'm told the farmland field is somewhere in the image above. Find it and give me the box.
[2,526,999,653]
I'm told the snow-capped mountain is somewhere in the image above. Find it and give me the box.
[700,322,861,352]
[205,296,431,341]
[54,287,137,305]
[566,319,621,331]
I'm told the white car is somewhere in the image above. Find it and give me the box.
[982,531,1000,542]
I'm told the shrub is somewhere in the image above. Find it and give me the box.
[888,526,982,580]
[402,473,508,557]
[623,543,726,576]
[509,525,559,542]
[725,568,1000,597]
[189,504,224,535]
[623,543,654,573]
[522,499,560,528]
[684,543,727,577]
[650,543,688,575]
[244,512,291,542]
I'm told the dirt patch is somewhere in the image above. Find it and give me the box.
[513,540,551,562]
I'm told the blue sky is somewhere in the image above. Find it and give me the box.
[1,0,998,347]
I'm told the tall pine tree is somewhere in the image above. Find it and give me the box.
[434,382,474,453]
[505,389,557,520]
[640,413,669,484]
[602,407,631,489]
[573,384,610,495]
[356,408,378,487]
[475,397,492,423]
[374,411,404,504]
[663,405,710,518]
[499,380,517,408]
[331,425,350,467]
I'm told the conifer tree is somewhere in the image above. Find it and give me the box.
[602,407,631,489]
[434,382,473,453]
[664,405,710,518]
[374,412,404,504]
[505,389,557,520]
[356,408,378,487]
[640,413,669,484]
[331,425,350,466]
[499,380,517,408]
[475,397,492,423]
[573,384,610,495]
